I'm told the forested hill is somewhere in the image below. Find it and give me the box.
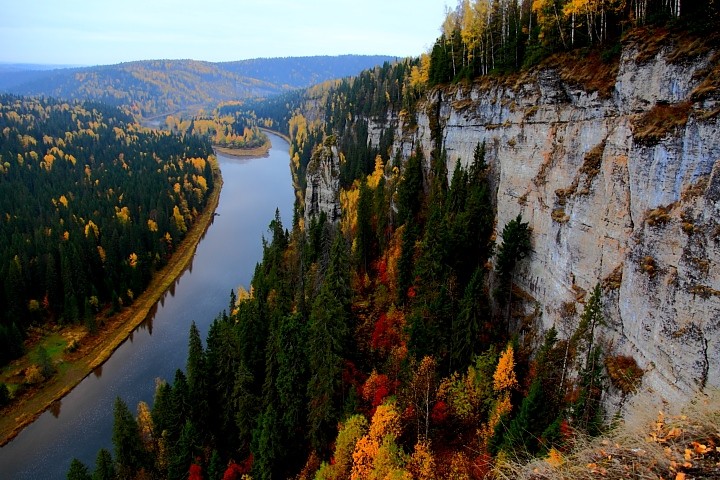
[0,55,396,119]
[0,94,215,366]
[219,55,399,90]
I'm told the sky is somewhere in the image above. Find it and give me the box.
[1,0,448,66]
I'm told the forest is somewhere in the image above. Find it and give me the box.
[0,94,215,370]
[164,103,269,150]
[52,2,720,479]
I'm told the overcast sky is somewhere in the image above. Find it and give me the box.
[1,0,447,66]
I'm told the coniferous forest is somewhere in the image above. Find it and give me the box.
[0,0,711,478]
[0,94,214,366]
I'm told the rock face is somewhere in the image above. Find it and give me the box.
[304,140,341,224]
[384,45,720,405]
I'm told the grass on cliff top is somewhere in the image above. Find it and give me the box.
[495,391,720,480]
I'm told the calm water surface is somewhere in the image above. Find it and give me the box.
[0,133,294,479]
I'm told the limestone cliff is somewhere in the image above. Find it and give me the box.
[375,42,720,405]
[304,138,341,223]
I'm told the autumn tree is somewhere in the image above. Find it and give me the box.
[482,344,518,449]
[351,400,404,480]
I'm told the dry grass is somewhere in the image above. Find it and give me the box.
[495,391,720,480]
[645,204,675,227]
[688,284,720,299]
[602,264,624,292]
[633,101,693,146]
[547,50,620,99]
[578,141,606,191]
[641,256,658,277]
[552,208,570,224]
[606,355,644,395]
[624,26,672,64]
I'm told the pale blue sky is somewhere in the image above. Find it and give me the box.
[1,0,448,66]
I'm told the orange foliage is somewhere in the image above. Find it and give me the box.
[370,307,405,355]
[493,344,518,392]
[362,371,396,410]
[408,442,437,480]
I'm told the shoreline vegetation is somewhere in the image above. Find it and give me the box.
[214,129,289,158]
[0,158,223,447]
[213,140,270,158]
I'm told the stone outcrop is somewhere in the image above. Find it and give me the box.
[304,139,341,223]
[382,43,720,406]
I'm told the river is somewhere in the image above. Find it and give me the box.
[0,132,295,479]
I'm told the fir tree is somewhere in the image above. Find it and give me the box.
[93,449,115,480]
[112,397,147,479]
[67,458,92,480]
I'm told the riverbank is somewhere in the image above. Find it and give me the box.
[0,158,223,447]
[214,140,271,158]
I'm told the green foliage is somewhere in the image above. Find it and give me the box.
[112,397,147,479]
[36,345,55,381]
[93,449,115,480]
[396,149,425,226]
[0,95,214,366]
[0,382,10,407]
[167,420,200,480]
[67,458,92,480]
[494,214,532,309]
[186,321,209,440]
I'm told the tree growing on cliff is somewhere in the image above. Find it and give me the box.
[494,214,531,323]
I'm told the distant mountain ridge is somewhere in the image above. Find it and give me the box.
[0,55,397,118]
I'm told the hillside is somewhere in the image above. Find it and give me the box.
[0,56,396,118]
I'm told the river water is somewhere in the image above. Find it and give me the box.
[0,133,294,479]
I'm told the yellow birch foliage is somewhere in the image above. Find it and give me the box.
[493,344,518,392]
[340,183,360,237]
[367,156,385,189]
[351,401,403,480]
[408,442,437,480]
[85,220,99,238]
[331,414,369,479]
[173,205,187,233]
[409,53,431,90]
[137,401,155,454]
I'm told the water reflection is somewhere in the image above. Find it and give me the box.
[93,365,103,379]
[49,400,62,419]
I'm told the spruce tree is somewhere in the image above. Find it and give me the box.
[93,449,115,480]
[112,397,146,479]
[186,321,208,439]
[67,459,92,480]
